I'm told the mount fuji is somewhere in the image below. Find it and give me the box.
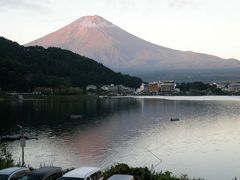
[26,15,240,81]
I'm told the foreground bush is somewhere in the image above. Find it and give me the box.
[103,163,203,180]
[0,145,15,169]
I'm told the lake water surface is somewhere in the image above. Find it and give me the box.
[1,96,240,180]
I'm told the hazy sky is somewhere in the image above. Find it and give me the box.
[1,0,240,59]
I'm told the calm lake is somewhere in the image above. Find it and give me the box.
[1,96,240,180]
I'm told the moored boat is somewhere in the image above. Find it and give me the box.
[170,118,180,122]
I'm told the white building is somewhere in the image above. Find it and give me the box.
[86,85,97,91]
[101,84,118,94]
[158,81,176,93]
[227,83,240,93]
[136,83,149,94]
[216,83,227,91]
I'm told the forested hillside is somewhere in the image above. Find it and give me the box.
[0,37,142,92]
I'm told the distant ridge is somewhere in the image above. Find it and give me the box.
[26,15,240,82]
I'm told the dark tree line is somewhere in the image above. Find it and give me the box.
[176,81,225,95]
[0,37,142,92]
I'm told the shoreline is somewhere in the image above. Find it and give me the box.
[2,94,240,102]
[111,95,240,101]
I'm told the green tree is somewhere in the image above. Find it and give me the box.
[0,145,15,169]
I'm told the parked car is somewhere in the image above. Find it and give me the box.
[21,167,62,180]
[107,175,134,180]
[59,167,103,180]
[0,167,29,180]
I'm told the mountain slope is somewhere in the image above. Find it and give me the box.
[0,37,142,91]
[26,15,240,81]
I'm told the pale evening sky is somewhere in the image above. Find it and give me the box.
[0,0,240,59]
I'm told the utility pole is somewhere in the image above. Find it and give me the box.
[20,137,26,166]
[22,144,24,167]
[18,125,26,167]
